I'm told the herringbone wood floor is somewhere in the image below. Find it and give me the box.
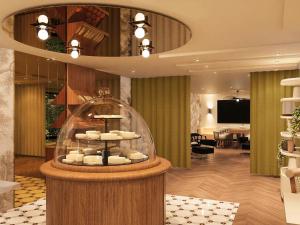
[166,149,285,225]
[15,149,286,225]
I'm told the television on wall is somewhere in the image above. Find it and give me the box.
[217,99,250,124]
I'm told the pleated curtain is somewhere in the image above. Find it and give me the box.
[131,76,191,168]
[15,84,45,157]
[250,70,299,176]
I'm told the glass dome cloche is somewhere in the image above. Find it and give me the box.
[54,98,156,168]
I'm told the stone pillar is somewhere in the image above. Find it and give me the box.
[0,48,15,212]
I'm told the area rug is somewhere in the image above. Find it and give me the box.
[0,195,239,225]
[4,176,239,225]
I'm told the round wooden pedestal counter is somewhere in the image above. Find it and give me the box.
[40,157,171,225]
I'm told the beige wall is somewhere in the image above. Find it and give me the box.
[191,92,250,136]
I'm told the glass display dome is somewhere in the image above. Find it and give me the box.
[54,98,156,167]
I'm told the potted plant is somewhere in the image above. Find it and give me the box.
[289,107,300,152]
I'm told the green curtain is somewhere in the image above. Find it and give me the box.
[131,76,191,168]
[250,70,299,176]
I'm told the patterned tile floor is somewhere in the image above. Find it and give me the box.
[1,176,239,225]
[14,176,46,207]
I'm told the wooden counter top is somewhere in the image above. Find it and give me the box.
[40,157,171,182]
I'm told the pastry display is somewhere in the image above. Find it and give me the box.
[100,133,122,140]
[127,151,148,160]
[64,153,84,164]
[110,130,121,135]
[108,156,131,165]
[82,147,98,155]
[83,155,103,165]
[86,133,101,140]
[57,99,154,167]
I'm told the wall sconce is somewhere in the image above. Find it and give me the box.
[208,108,212,114]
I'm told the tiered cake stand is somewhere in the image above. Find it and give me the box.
[41,114,171,225]
[280,77,300,225]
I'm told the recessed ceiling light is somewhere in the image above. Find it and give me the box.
[194,58,200,62]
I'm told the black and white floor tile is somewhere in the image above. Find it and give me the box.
[166,195,239,225]
[0,195,239,225]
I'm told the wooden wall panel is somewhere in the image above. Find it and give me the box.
[67,64,96,94]
[15,84,45,157]
[95,7,120,56]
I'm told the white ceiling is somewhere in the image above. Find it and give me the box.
[1,0,300,94]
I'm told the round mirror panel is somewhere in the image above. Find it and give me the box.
[13,4,191,57]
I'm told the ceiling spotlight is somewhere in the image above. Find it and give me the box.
[67,39,82,59]
[71,39,79,47]
[139,38,154,58]
[31,14,54,41]
[134,13,146,27]
[142,38,150,46]
[70,49,80,59]
[134,27,146,39]
[142,49,150,58]
[37,15,49,24]
[236,98,240,103]
[38,28,49,41]
[131,13,151,39]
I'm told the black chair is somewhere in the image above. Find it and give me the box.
[191,133,214,157]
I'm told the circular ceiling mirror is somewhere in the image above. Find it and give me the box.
[12,4,191,57]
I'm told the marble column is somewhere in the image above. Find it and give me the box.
[191,93,201,133]
[0,48,15,212]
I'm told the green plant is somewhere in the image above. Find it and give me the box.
[291,107,300,136]
[45,92,65,140]
[45,37,66,53]
[277,140,286,166]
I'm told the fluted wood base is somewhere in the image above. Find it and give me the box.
[40,157,170,225]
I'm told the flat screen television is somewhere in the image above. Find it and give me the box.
[217,99,250,124]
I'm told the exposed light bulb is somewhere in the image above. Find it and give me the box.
[70,50,79,59]
[38,15,49,24]
[142,49,150,58]
[134,13,145,28]
[142,38,150,46]
[134,27,145,39]
[38,29,49,40]
[236,98,240,102]
[71,39,79,47]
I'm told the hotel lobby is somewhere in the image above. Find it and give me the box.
[0,0,300,225]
